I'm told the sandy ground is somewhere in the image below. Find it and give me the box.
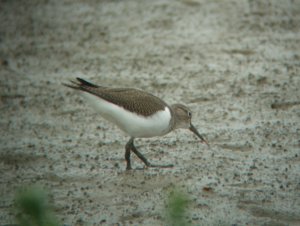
[1,0,300,225]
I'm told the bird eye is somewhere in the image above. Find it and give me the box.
[188,112,192,117]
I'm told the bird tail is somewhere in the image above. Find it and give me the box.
[63,77,99,90]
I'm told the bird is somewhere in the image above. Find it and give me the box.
[63,77,208,170]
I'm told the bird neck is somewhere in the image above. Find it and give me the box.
[169,105,180,131]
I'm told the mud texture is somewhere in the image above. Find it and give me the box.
[1,0,300,225]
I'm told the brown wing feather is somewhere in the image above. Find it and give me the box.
[64,78,167,116]
[85,87,167,116]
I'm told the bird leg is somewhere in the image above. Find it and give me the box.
[125,137,151,170]
[125,139,132,170]
[125,138,174,170]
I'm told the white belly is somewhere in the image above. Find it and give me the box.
[81,92,172,138]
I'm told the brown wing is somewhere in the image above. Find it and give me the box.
[64,78,167,116]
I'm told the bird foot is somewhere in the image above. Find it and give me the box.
[126,163,174,170]
[147,163,174,168]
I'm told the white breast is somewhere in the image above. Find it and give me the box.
[81,92,172,138]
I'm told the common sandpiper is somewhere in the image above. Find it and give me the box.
[64,78,208,170]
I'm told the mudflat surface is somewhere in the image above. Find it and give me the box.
[1,0,300,225]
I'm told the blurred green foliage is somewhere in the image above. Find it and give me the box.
[166,188,191,226]
[15,186,59,226]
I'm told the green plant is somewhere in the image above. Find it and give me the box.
[15,186,59,226]
[166,189,191,226]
